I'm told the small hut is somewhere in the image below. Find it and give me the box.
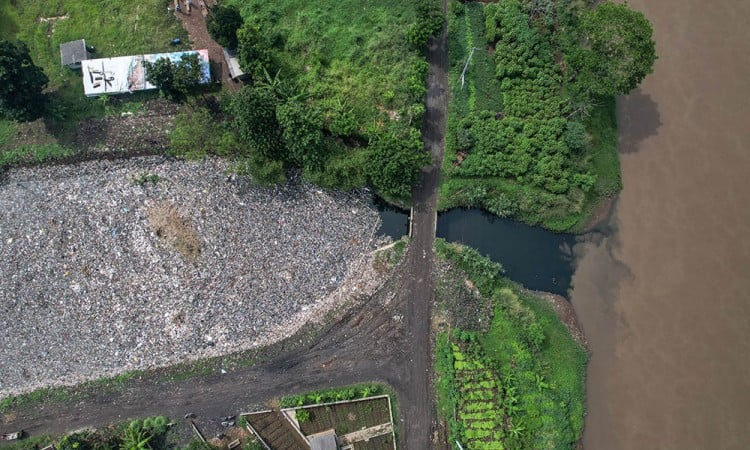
[222,47,249,81]
[60,39,91,69]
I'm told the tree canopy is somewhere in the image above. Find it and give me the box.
[144,53,205,100]
[237,23,275,79]
[206,5,243,49]
[0,39,48,121]
[575,1,657,96]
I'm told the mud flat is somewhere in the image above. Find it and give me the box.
[571,1,750,448]
[0,157,385,398]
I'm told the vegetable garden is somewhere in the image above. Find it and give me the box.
[435,241,588,449]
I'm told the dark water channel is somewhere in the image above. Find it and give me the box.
[375,203,575,297]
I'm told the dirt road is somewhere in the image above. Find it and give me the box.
[571,1,750,448]
[400,7,450,449]
[1,6,449,450]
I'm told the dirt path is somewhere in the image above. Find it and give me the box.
[1,6,450,450]
[400,4,450,448]
[173,1,239,91]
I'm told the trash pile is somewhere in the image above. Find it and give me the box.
[0,157,385,397]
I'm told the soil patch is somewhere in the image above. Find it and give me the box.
[148,201,201,259]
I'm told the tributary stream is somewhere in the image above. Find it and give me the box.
[376,203,576,297]
[380,2,750,444]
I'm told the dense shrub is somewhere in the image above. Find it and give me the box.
[206,5,243,49]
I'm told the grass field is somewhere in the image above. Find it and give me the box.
[226,0,427,136]
[435,240,587,449]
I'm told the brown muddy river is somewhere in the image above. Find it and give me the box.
[571,1,750,448]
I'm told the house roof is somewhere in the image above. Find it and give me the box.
[60,39,89,66]
[222,47,246,80]
[308,430,338,450]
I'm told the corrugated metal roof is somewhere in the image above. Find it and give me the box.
[222,47,246,80]
[60,39,89,67]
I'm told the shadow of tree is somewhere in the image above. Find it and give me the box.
[617,88,661,154]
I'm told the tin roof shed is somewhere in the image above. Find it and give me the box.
[60,39,91,69]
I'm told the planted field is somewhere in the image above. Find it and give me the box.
[440,0,621,231]
[436,241,587,449]
[451,340,508,447]
[298,397,391,436]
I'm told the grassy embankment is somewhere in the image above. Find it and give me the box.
[439,0,620,231]
[0,0,188,169]
[435,240,586,449]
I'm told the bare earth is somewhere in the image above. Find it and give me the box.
[571,1,750,448]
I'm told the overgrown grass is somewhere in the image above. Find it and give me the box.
[227,0,425,134]
[0,119,17,148]
[435,240,587,449]
[1,416,174,450]
[0,143,74,169]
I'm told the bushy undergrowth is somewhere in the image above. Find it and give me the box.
[435,240,587,449]
[1,416,174,450]
[441,0,621,231]
[280,383,387,408]
[0,143,73,169]
[168,0,440,200]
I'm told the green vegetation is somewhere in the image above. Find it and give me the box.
[1,417,172,450]
[441,0,654,231]
[0,40,48,121]
[435,240,587,449]
[0,143,74,169]
[206,4,243,49]
[181,0,441,199]
[144,53,206,101]
[280,383,390,408]
[572,2,657,97]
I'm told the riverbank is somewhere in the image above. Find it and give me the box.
[0,157,387,398]
[434,240,587,448]
[571,0,750,447]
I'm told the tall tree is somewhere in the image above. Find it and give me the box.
[275,99,326,168]
[0,40,48,121]
[365,124,430,200]
[237,23,275,79]
[144,53,205,100]
[206,5,243,49]
[227,85,285,158]
[574,2,656,96]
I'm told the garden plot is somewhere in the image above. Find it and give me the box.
[0,156,386,398]
[451,340,508,448]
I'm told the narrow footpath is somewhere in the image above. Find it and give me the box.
[400,6,450,449]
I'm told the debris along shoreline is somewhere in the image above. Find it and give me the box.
[0,157,386,398]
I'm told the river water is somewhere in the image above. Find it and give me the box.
[570,1,750,448]
[379,2,750,446]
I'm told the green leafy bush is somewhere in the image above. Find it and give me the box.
[435,241,587,449]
